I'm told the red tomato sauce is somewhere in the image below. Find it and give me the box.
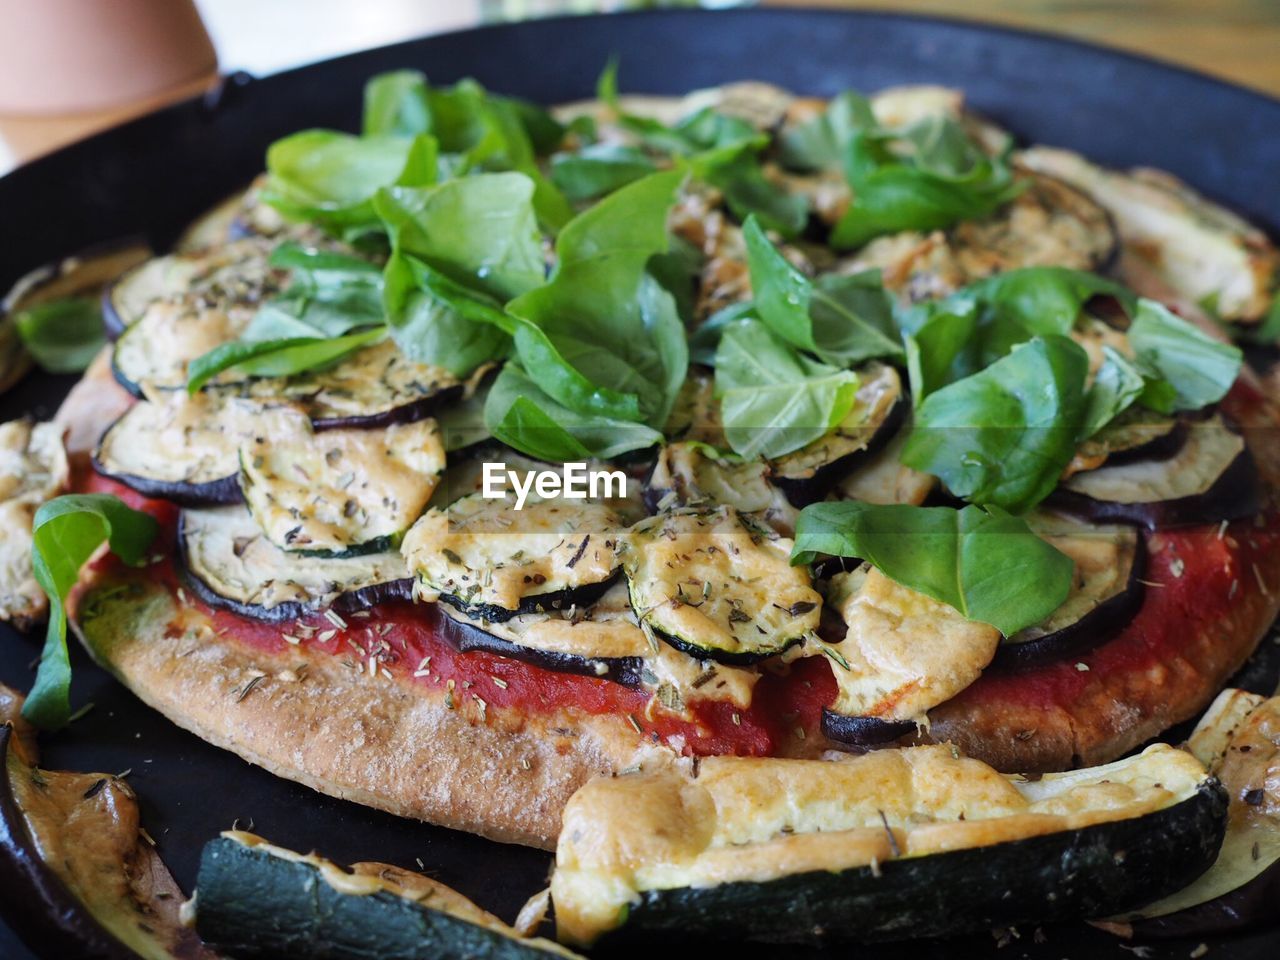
[74,441,1276,758]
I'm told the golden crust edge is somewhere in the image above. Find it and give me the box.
[69,567,662,850]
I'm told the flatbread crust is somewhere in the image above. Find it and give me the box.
[49,99,1280,846]
[71,571,647,850]
[59,335,1280,845]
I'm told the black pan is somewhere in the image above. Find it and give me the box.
[2,8,1279,959]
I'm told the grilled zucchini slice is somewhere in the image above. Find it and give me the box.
[551,744,1225,947]
[435,581,649,686]
[621,506,820,664]
[240,414,445,557]
[178,506,411,621]
[195,832,581,960]
[403,492,634,622]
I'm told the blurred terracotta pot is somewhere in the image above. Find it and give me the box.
[0,0,218,116]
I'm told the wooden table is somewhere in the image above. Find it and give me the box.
[777,0,1280,98]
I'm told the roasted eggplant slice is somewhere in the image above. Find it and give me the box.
[1067,408,1187,478]
[951,171,1119,276]
[770,362,905,505]
[646,442,794,531]
[0,419,69,630]
[833,428,936,506]
[621,506,820,665]
[995,515,1145,667]
[1017,146,1280,323]
[195,832,581,959]
[248,339,465,430]
[1050,415,1259,528]
[403,491,635,622]
[551,744,1226,947]
[102,236,281,340]
[819,565,1001,742]
[0,724,213,960]
[92,390,296,506]
[1116,689,1280,936]
[178,506,412,622]
[844,172,1117,303]
[435,582,648,686]
[240,413,445,557]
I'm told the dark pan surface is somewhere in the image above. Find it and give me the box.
[2,8,1279,958]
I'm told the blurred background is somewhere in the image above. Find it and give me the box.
[0,0,1277,174]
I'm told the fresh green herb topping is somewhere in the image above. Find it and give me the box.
[780,89,1022,247]
[791,501,1073,636]
[24,495,158,729]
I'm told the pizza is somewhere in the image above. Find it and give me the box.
[4,71,1280,864]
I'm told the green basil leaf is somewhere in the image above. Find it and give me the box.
[715,318,860,460]
[507,170,687,426]
[791,501,1073,636]
[250,243,385,339]
[262,130,437,238]
[898,267,1138,397]
[962,267,1137,337]
[689,301,758,366]
[831,125,1021,249]
[504,97,566,156]
[24,494,158,729]
[648,234,705,327]
[1128,299,1243,410]
[777,91,875,171]
[902,335,1090,513]
[383,255,510,376]
[477,96,574,232]
[186,328,384,393]
[743,216,900,365]
[903,298,980,401]
[1082,345,1146,438]
[551,143,657,201]
[484,364,662,461]
[362,70,432,138]
[596,58,620,111]
[832,161,1018,249]
[374,173,546,301]
[696,146,809,239]
[376,173,541,377]
[13,297,105,373]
